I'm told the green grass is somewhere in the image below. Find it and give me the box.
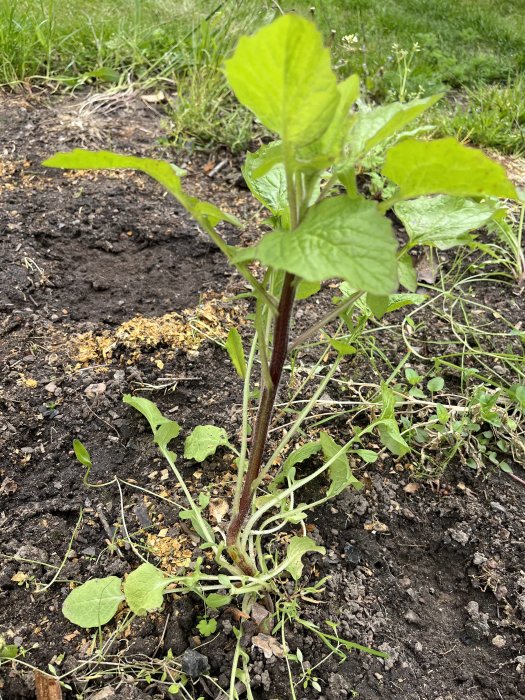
[1,0,524,153]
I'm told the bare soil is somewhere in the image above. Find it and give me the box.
[1,92,525,700]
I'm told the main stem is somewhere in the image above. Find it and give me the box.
[227,272,296,546]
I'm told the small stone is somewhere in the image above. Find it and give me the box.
[84,382,106,398]
[490,501,506,513]
[343,543,361,568]
[44,382,57,393]
[399,577,411,589]
[181,649,209,678]
[404,610,421,625]
[449,528,469,545]
[90,688,116,700]
[473,552,487,566]
[492,635,506,648]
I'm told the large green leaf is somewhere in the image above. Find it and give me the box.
[62,577,124,628]
[256,197,398,294]
[225,15,339,149]
[383,138,518,201]
[320,432,363,497]
[124,563,171,616]
[395,195,501,250]
[347,94,442,160]
[283,536,325,581]
[43,150,240,227]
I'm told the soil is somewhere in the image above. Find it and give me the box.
[1,92,525,700]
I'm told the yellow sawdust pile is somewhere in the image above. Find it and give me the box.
[70,298,237,366]
[146,531,193,574]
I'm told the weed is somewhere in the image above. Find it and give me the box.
[39,14,520,698]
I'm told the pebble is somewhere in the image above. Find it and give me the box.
[44,381,57,393]
[343,543,361,567]
[490,501,506,513]
[404,610,421,625]
[491,635,506,648]
[84,382,106,397]
[181,649,209,678]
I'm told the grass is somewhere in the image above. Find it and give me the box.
[0,0,524,152]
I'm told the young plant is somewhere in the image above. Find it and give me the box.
[43,11,519,675]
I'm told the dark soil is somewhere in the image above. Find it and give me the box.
[1,92,525,700]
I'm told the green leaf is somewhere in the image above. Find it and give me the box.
[154,421,182,451]
[436,404,450,424]
[123,395,172,433]
[329,339,357,356]
[384,293,427,312]
[320,432,363,497]
[62,577,124,628]
[347,94,442,160]
[256,197,398,294]
[508,384,525,411]
[366,293,389,319]
[73,439,92,467]
[427,377,445,393]
[0,644,19,659]
[377,384,410,456]
[225,327,246,379]
[284,536,325,582]
[184,425,231,462]
[124,563,170,616]
[395,195,501,250]
[197,618,217,636]
[405,368,421,386]
[179,508,214,544]
[204,593,232,610]
[225,15,339,149]
[397,252,417,292]
[43,150,240,228]
[243,143,288,216]
[377,418,410,457]
[295,279,321,300]
[271,441,322,490]
[354,449,378,463]
[383,138,518,201]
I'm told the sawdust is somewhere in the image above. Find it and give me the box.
[69,298,238,366]
[145,532,193,574]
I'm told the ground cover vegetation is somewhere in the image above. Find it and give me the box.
[1,3,525,700]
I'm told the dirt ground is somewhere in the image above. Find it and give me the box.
[1,92,525,700]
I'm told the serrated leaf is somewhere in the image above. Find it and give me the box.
[284,536,325,582]
[256,197,398,294]
[204,593,232,610]
[225,327,246,379]
[124,563,170,616]
[43,150,239,228]
[320,432,363,497]
[197,618,217,636]
[225,15,339,149]
[63,577,124,628]
[73,439,92,467]
[383,138,518,201]
[184,425,231,462]
[395,195,500,250]
[347,94,442,160]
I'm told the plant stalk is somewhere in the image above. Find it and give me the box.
[227,272,296,545]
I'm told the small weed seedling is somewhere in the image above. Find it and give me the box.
[42,13,521,696]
